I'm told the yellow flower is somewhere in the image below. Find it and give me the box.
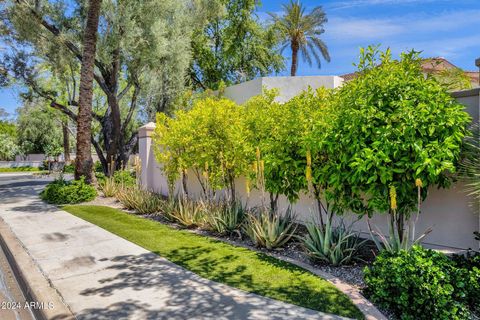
[252,161,258,174]
[389,185,397,210]
[246,178,251,196]
[259,160,264,173]
[415,178,423,188]
[306,166,312,183]
[256,147,261,160]
[306,150,312,167]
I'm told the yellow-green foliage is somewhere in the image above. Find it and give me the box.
[244,87,334,202]
[154,97,252,197]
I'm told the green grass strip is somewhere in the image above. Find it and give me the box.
[0,167,44,173]
[64,205,363,319]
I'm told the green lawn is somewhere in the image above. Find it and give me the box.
[0,167,44,173]
[64,205,363,319]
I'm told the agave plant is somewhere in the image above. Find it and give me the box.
[303,218,366,266]
[368,185,432,253]
[99,176,118,197]
[244,208,297,250]
[164,198,204,228]
[116,186,165,214]
[203,201,246,235]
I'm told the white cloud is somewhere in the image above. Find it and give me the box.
[327,0,450,10]
[326,17,404,41]
[325,9,480,42]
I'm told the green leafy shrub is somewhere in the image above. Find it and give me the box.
[245,209,297,249]
[452,252,480,311]
[115,186,164,214]
[364,246,472,319]
[303,218,365,266]
[322,46,471,235]
[41,178,97,204]
[154,97,252,200]
[63,164,75,173]
[113,170,136,187]
[94,161,103,173]
[202,201,246,235]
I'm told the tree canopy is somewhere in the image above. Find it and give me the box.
[269,0,330,76]
[322,46,471,217]
[190,0,285,90]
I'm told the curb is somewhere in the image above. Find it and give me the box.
[0,217,76,320]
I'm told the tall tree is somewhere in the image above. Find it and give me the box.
[269,0,330,76]
[190,0,284,90]
[16,102,63,156]
[75,0,102,182]
[1,0,198,174]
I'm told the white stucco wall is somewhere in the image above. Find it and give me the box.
[221,76,343,104]
[139,85,480,251]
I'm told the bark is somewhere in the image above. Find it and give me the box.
[22,0,138,176]
[290,40,299,76]
[312,184,326,229]
[269,193,279,213]
[75,0,102,183]
[62,120,70,162]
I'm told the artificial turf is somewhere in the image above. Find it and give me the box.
[0,167,43,172]
[63,205,363,319]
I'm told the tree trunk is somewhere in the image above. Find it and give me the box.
[62,120,70,162]
[75,0,102,183]
[269,193,279,213]
[290,40,299,76]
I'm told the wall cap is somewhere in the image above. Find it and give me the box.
[451,87,480,98]
[139,122,156,138]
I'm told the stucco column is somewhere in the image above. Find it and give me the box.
[138,122,156,190]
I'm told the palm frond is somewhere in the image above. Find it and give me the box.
[310,37,331,62]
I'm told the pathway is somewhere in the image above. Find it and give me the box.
[0,173,347,320]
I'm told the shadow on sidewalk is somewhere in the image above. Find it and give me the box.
[74,252,341,320]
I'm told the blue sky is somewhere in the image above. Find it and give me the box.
[259,0,480,75]
[1,0,479,117]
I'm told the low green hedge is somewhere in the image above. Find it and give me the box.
[41,178,97,204]
[364,246,479,320]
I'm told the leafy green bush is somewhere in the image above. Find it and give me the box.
[245,209,297,249]
[364,246,473,319]
[452,251,480,311]
[321,46,470,224]
[202,201,246,235]
[115,186,164,214]
[112,170,136,187]
[63,164,75,173]
[303,218,365,266]
[41,178,97,204]
[154,97,252,200]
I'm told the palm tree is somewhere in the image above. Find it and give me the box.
[75,0,102,183]
[270,1,330,76]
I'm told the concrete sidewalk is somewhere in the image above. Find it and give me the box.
[0,174,347,320]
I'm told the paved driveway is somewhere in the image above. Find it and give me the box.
[0,173,347,320]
